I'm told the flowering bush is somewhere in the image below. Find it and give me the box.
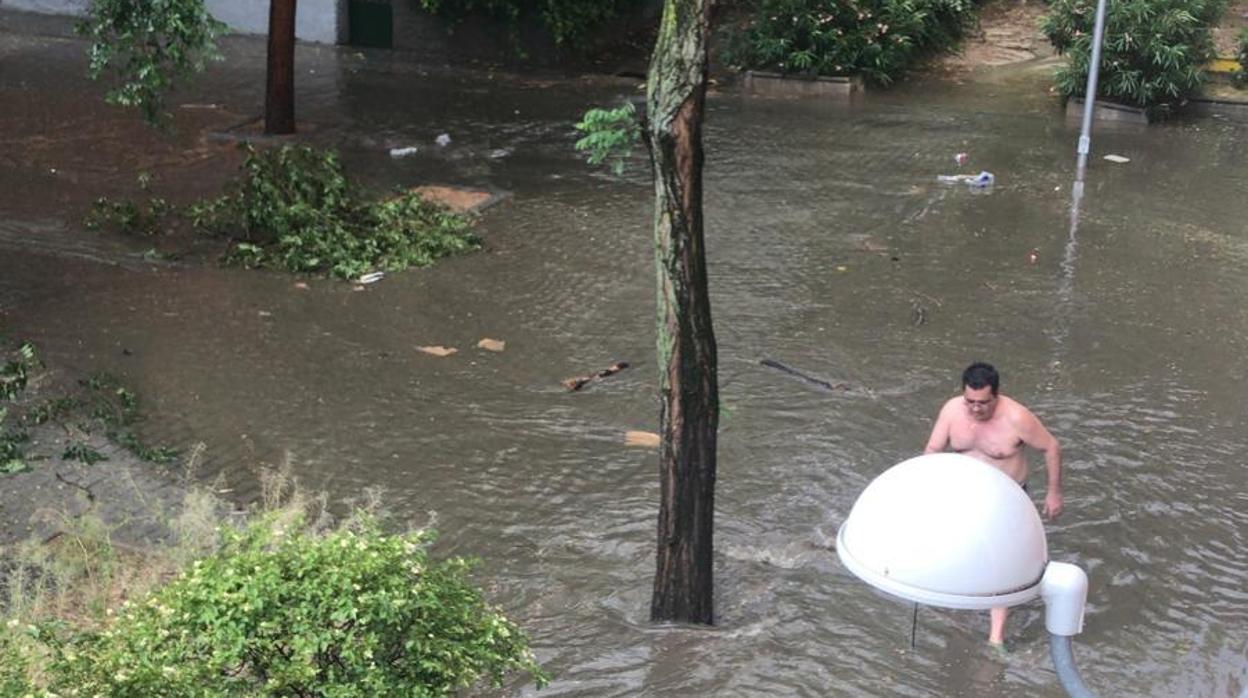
[1042,0,1227,116]
[33,516,546,696]
[724,0,978,84]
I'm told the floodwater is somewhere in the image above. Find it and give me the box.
[3,11,1248,697]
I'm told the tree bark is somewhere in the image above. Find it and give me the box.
[646,0,717,625]
[264,0,297,135]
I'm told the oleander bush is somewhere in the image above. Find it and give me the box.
[723,0,979,84]
[1042,0,1228,117]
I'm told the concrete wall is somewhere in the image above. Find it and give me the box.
[208,0,346,44]
[0,0,347,44]
[1,0,87,15]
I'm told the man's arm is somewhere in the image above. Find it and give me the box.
[924,401,952,454]
[1018,410,1062,519]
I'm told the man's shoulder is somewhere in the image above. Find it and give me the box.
[1000,395,1039,422]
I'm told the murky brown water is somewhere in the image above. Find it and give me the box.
[3,11,1248,696]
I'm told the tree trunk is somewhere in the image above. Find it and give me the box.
[646,0,717,625]
[264,0,297,135]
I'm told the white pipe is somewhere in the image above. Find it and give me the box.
[1041,561,1088,636]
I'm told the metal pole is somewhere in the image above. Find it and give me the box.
[1075,0,1110,181]
[1050,634,1098,698]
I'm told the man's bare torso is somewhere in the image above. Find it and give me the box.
[944,395,1028,483]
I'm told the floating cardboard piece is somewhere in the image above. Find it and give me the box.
[477,338,505,352]
[625,431,660,448]
[411,185,494,214]
[417,346,458,357]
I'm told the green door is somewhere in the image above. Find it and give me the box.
[348,0,393,49]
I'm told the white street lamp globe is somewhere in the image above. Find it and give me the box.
[837,452,1087,637]
[837,453,1048,609]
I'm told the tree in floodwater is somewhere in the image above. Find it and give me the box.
[642,0,718,624]
[81,0,297,134]
[574,0,719,626]
[264,0,297,134]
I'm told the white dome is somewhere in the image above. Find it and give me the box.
[837,453,1048,609]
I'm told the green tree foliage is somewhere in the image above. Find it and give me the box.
[416,0,648,49]
[77,0,227,125]
[23,518,546,695]
[1042,0,1227,115]
[724,0,978,84]
[574,102,641,175]
[190,145,479,279]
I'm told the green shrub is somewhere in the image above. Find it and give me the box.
[0,628,36,696]
[190,145,479,280]
[1,341,38,474]
[416,0,649,50]
[84,196,174,235]
[574,103,641,175]
[724,0,978,84]
[36,517,546,696]
[1042,0,1227,116]
[0,339,178,474]
[1237,29,1248,87]
[84,173,174,236]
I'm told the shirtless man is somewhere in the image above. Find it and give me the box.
[924,362,1063,647]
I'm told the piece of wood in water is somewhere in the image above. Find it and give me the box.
[625,430,660,448]
[562,361,630,391]
[760,359,849,391]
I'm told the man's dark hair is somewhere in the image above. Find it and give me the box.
[962,362,999,394]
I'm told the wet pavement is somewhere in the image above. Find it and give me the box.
[3,8,1248,697]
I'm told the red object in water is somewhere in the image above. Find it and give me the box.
[955,152,970,166]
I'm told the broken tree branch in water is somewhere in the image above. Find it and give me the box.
[759,359,849,392]
[562,361,630,391]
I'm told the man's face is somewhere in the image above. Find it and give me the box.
[962,385,997,421]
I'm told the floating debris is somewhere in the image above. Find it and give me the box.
[477,338,505,352]
[417,345,458,357]
[562,361,629,391]
[389,146,420,158]
[1103,154,1130,164]
[625,430,660,448]
[356,271,385,284]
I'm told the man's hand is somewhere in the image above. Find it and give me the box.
[1043,490,1063,520]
